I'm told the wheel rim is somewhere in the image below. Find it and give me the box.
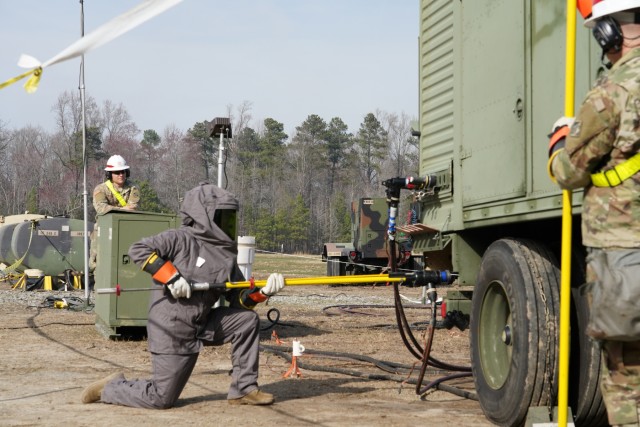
[479,280,512,389]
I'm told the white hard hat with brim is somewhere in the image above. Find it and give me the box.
[585,0,640,27]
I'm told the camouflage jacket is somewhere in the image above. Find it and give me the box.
[92,180,140,216]
[552,48,640,249]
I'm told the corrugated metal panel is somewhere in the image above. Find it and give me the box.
[459,0,526,206]
[419,0,454,172]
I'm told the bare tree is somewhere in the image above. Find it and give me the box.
[226,100,253,159]
[51,90,100,139]
[3,126,51,215]
[378,110,419,177]
[101,99,139,151]
[50,91,109,217]
[155,125,203,212]
[0,121,10,214]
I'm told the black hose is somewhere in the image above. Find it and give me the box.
[260,344,478,401]
[260,308,281,331]
[418,372,475,398]
[386,243,473,399]
[392,282,424,359]
[415,299,438,394]
[259,257,474,401]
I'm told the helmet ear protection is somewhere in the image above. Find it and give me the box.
[105,169,131,180]
[593,16,623,54]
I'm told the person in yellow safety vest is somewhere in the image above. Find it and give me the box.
[89,155,140,270]
[549,1,640,425]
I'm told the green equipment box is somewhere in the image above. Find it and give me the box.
[94,211,177,338]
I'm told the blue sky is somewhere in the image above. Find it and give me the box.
[1,1,418,136]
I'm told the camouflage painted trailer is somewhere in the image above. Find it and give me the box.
[404,1,607,425]
[322,197,417,276]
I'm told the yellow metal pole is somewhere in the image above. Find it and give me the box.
[558,1,577,425]
[96,274,408,295]
[223,274,406,289]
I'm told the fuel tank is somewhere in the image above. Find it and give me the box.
[0,216,92,276]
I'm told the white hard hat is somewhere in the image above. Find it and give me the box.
[104,154,130,172]
[585,0,640,27]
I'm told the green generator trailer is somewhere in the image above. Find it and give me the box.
[322,197,417,276]
[412,1,605,425]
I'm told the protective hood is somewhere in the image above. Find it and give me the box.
[179,182,240,282]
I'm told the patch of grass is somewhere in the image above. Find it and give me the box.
[250,252,326,279]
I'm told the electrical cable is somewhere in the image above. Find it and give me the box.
[260,344,477,401]
[377,190,474,399]
[34,221,79,271]
[415,299,439,394]
[259,293,471,390]
[30,295,94,312]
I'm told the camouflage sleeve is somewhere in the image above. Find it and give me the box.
[551,86,619,190]
[126,184,140,210]
[93,184,115,216]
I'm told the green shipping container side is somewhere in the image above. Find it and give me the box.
[416,1,608,426]
[416,0,601,282]
[94,211,177,338]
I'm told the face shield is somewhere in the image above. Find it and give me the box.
[213,209,237,240]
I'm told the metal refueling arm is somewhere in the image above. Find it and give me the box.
[381,175,437,271]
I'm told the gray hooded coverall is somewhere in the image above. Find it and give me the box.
[101,183,261,409]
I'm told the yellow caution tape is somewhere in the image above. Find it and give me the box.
[0,67,42,93]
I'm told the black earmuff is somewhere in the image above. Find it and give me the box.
[105,169,131,180]
[593,16,623,54]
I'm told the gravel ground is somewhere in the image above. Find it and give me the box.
[0,288,89,307]
[0,280,491,426]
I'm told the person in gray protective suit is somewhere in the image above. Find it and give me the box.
[80,182,285,408]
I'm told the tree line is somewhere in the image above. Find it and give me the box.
[0,91,419,254]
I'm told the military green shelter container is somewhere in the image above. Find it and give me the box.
[94,211,177,338]
[413,1,607,426]
[415,0,601,279]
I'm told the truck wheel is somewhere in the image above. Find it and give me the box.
[471,238,559,426]
[569,249,608,426]
[326,257,344,277]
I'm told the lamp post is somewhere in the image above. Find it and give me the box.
[208,117,233,307]
[208,117,232,189]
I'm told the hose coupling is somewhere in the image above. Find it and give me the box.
[389,270,455,287]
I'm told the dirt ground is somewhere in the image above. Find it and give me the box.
[0,282,492,427]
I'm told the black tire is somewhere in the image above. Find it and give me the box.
[569,248,608,426]
[471,238,560,426]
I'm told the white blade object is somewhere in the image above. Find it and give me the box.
[1,0,183,92]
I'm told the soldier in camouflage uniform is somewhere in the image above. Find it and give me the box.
[89,155,140,270]
[548,2,640,425]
